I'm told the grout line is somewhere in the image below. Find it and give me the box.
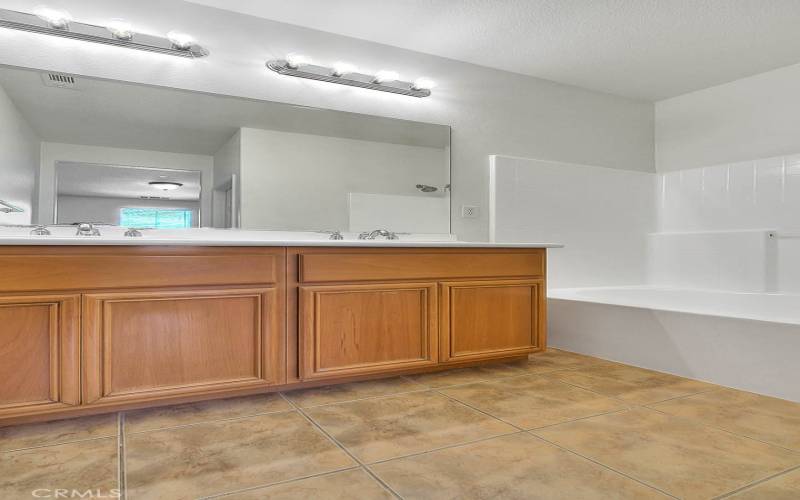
[281,386,432,410]
[122,407,297,436]
[200,465,363,499]
[430,388,524,431]
[525,408,630,432]
[644,406,800,455]
[277,393,405,500]
[366,429,526,466]
[0,433,119,454]
[528,432,680,499]
[118,412,127,500]
[713,463,800,499]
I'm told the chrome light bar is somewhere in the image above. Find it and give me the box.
[0,8,208,58]
[267,59,432,98]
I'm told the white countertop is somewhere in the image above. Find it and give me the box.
[0,227,562,248]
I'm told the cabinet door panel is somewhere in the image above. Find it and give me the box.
[0,295,79,417]
[300,283,438,380]
[440,280,545,362]
[83,288,282,404]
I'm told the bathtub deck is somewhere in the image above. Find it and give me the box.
[1,349,800,499]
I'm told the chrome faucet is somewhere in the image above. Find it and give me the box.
[358,229,399,240]
[316,230,344,240]
[29,225,51,236]
[75,222,101,236]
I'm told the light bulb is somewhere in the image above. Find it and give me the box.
[285,53,312,69]
[167,31,195,50]
[412,77,436,91]
[373,70,400,84]
[35,6,72,29]
[331,62,358,77]
[106,19,133,40]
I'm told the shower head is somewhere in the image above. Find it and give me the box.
[416,184,438,193]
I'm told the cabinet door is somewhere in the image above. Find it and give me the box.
[440,280,545,363]
[299,283,438,380]
[82,288,283,405]
[0,295,79,418]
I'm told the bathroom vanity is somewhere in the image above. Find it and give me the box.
[0,239,554,425]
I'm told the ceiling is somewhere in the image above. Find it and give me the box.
[188,0,800,101]
[56,162,202,200]
[0,66,450,156]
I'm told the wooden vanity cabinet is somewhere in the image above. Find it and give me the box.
[0,294,80,419]
[0,245,546,425]
[295,248,546,381]
[440,279,545,362]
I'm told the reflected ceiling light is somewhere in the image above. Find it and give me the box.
[149,181,183,191]
[285,53,312,69]
[106,18,133,41]
[412,77,436,91]
[373,70,399,84]
[267,55,433,98]
[34,6,71,29]
[0,7,208,58]
[331,61,358,77]
[166,30,195,51]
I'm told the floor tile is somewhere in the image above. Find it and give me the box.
[283,377,426,408]
[304,391,515,463]
[0,413,118,452]
[124,393,292,433]
[727,467,800,499]
[650,388,800,451]
[505,348,610,374]
[125,411,355,500]
[0,437,118,499]
[220,468,394,499]
[404,363,526,388]
[549,362,716,404]
[441,375,628,429]
[534,407,800,499]
[372,432,668,499]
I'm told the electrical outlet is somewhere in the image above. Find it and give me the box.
[461,205,479,218]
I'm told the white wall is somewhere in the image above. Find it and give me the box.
[656,61,800,172]
[39,142,213,226]
[0,81,39,224]
[238,127,448,231]
[654,64,800,292]
[0,0,654,241]
[57,195,200,226]
[490,155,656,289]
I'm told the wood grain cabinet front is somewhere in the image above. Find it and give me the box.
[440,280,546,363]
[0,295,80,419]
[299,283,438,380]
[81,287,284,405]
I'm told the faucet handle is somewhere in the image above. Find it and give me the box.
[315,230,344,240]
[124,227,143,237]
[76,222,100,236]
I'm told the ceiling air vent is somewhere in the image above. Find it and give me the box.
[140,196,171,200]
[41,72,77,88]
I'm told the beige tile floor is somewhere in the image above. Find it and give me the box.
[2,349,800,499]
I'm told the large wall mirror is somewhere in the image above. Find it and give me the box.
[0,65,451,233]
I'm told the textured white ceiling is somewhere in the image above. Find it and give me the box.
[188,0,800,100]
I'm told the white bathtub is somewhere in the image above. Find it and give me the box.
[548,286,800,402]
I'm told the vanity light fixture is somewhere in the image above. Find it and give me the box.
[0,7,208,58]
[267,55,434,98]
[148,181,183,191]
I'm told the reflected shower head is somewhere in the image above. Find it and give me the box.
[416,184,438,193]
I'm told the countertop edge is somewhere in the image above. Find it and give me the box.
[0,238,563,248]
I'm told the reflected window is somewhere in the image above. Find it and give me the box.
[120,208,192,229]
